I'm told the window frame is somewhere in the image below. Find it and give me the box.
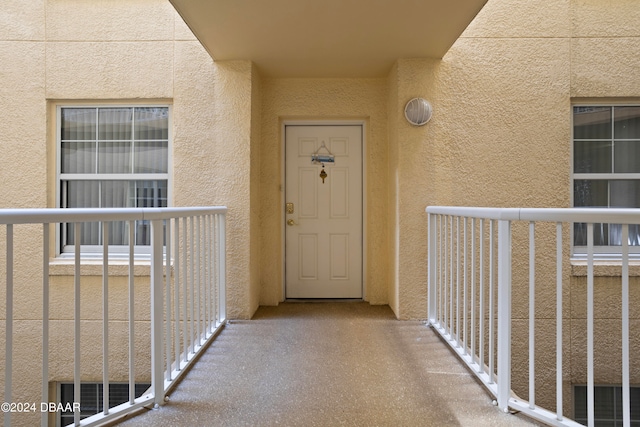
[571,103,640,258]
[55,104,172,258]
[57,381,151,427]
[573,384,640,425]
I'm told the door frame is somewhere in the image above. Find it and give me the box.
[281,119,368,301]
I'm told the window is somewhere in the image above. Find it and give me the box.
[574,385,640,426]
[59,382,150,425]
[58,106,170,255]
[573,105,640,253]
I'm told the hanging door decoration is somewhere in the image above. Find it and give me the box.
[311,141,334,184]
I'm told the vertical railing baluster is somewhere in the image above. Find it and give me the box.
[202,216,207,337]
[210,215,215,330]
[211,214,219,328]
[557,221,564,422]
[586,222,594,426]
[203,215,209,335]
[128,221,135,404]
[214,214,219,326]
[41,224,50,427]
[189,217,195,353]
[497,219,512,412]
[463,217,468,355]
[471,218,476,366]
[621,224,630,427]
[195,216,201,345]
[218,213,227,321]
[74,223,81,427]
[456,216,460,346]
[449,215,454,337]
[438,215,443,326]
[498,220,511,412]
[182,217,188,361]
[428,214,436,323]
[209,215,214,330]
[150,219,165,407]
[174,218,181,371]
[479,218,485,375]
[102,223,109,415]
[5,224,13,427]
[489,220,495,384]
[529,222,536,410]
[202,216,206,338]
[165,220,172,381]
[217,213,223,325]
[444,216,448,332]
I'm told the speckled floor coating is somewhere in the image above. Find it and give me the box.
[117,302,539,426]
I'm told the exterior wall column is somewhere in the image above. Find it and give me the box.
[387,59,441,320]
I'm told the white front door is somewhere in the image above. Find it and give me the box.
[285,125,363,299]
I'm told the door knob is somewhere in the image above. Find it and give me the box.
[287,219,296,226]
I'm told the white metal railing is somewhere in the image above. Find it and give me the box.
[427,206,638,427]
[0,207,227,427]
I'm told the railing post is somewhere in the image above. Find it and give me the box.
[217,213,227,322]
[5,225,13,427]
[150,218,165,407]
[428,213,437,323]
[41,224,50,427]
[497,219,512,412]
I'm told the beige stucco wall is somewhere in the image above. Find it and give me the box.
[387,0,640,413]
[0,2,258,424]
[1,0,640,424]
[250,64,263,314]
[390,1,572,317]
[383,3,575,412]
[386,64,400,315]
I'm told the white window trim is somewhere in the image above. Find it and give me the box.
[571,102,640,258]
[55,103,172,258]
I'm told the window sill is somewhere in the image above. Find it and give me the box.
[570,258,640,277]
[49,257,153,277]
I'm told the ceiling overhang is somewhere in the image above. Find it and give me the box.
[170,0,487,78]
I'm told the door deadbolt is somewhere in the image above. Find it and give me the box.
[286,203,294,214]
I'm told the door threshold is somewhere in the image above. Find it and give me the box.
[285,299,364,303]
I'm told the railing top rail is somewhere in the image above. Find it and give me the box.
[0,206,227,225]
[426,206,640,224]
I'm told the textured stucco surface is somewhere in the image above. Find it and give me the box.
[46,42,175,99]
[0,3,256,424]
[386,63,400,316]
[250,64,262,314]
[1,0,640,423]
[207,59,254,319]
[383,0,640,414]
[45,0,175,41]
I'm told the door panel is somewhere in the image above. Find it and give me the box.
[330,233,349,280]
[285,125,363,299]
[299,168,318,218]
[330,168,349,218]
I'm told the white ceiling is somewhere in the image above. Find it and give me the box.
[170,0,487,78]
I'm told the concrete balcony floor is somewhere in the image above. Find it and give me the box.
[118,302,539,426]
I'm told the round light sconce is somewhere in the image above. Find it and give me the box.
[404,98,433,126]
